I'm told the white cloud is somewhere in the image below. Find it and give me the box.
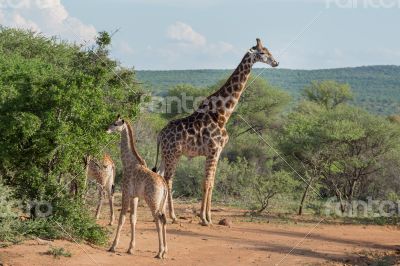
[165,21,237,56]
[147,21,240,69]
[9,13,40,31]
[0,0,97,43]
[166,21,206,46]
[208,41,235,53]
[115,40,135,55]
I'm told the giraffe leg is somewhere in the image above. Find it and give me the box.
[107,187,115,225]
[161,214,167,258]
[166,178,177,223]
[154,216,165,259]
[95,188,103,220]
[163,156,180,223]
[200,182,209,226]
[206,182,214,224]
[200,151,221,226]
[128,197,138,254]
[109,194,129,252]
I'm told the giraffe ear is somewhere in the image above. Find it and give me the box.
[256,38,263,48]
[117,114,121,119]
[121,119,125,124]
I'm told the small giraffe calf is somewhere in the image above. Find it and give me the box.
[85,154,116,225]
[107,115,168,259]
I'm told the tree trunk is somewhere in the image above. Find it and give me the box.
[298,181,311,215]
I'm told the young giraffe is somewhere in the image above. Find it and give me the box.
[85,153,115,225]
[153,38,279,225]
[107,116,168,259]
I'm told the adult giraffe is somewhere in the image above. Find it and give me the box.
[153,38,279,225]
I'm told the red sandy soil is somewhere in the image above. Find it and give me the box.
[1,201,400,266]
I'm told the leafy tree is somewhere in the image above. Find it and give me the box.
[161,84,210,120]
[222,77,290,166]
[137,65,400,115]
[204,76,291,136]
[302,80,353,109]
[281,101,400,214]
[0,27,141,243]
[247,170,297,213]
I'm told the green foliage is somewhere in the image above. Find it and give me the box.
[174,157,204,198]
[215,157,255,201]
[0,182,22,243]
[217,158,297,212]
[45,247,72,258]
[246,170,298,213]
[162,84,210,120]
[171,155,297,213]
[138,68,400,222]
[0,28,139,244]
[228,76,291,134]
[302,80,353,109]
[137,66,400,115]
[96,31,111,48]
[0,182,18,220]
[281,95,400,208]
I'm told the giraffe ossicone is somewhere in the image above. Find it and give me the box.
[153,38,279,226]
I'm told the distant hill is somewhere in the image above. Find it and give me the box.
[136,65,400,115]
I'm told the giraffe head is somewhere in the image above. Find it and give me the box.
[106,115,126,133]
[249,38,279,67]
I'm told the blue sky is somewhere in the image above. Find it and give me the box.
[0,0,398,70]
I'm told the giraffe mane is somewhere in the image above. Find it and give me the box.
[125,120,146,166]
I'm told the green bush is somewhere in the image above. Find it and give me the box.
[0,28,140,244]
[0,181,21,243]
[245,170,298,213]
[174,157,204,198]
[45,247,72,258]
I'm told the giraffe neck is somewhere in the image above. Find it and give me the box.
[120,122,146,168]
[197,51,255,124]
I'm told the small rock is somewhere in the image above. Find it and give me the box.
[218,218,232,227]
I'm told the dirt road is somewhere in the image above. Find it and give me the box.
[1,202,400,265]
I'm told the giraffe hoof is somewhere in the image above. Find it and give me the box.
[108,247,116,253]
[127,249,134,254]
[200,220,209,226]
[155,253,164,259]
[171,218,179,224]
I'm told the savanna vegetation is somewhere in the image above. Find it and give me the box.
[1,28,400,248]
[0,28,143,245]
[137,65,400,115]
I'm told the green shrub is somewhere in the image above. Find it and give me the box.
[174,157,204,198]
[0,28,139,244]
[45,247,72,258]
[0,182,22,243]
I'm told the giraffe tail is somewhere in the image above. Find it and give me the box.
[111,162,116,196]
[111,184,115,196]
[152,135,161,173]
